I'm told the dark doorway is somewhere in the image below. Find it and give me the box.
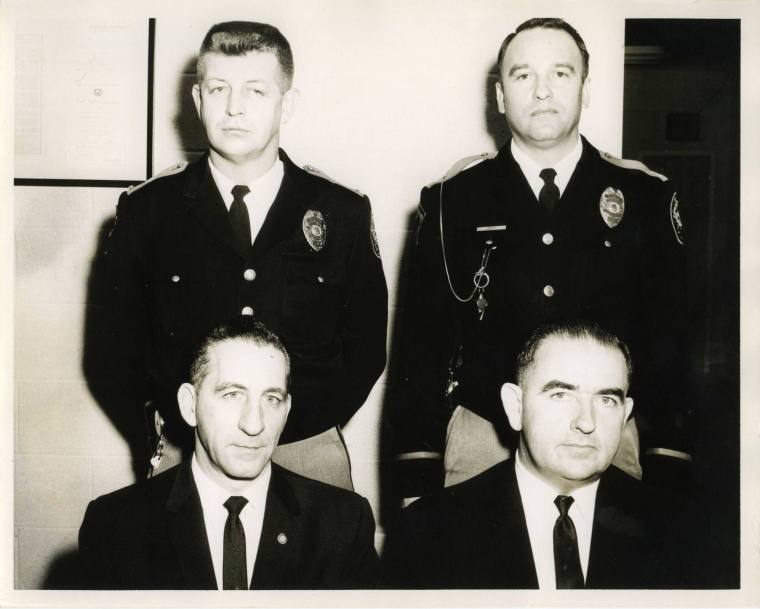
[623,19,740,588]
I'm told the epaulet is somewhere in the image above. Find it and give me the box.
[598,150,668,182]
[427,152,496,188]
[126,160,188,195]
[303,164,365,197]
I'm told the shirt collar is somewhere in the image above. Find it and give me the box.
[514,447,599,514]
[207,157,285,209]
[510,136,583,198]
[191,453,271,509]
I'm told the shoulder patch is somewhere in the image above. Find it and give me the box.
[599,150,668,182]
[126,161,188,195]
[426,152,496,188]
[303,164,365,197]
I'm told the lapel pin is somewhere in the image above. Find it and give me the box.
[277,532,288,545]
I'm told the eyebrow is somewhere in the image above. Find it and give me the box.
[508,63,530,77]
[540,380,577,393]
[539,380,626,401]
[554,63,577,73]
[215,382,247,392]
[261,387,286,398]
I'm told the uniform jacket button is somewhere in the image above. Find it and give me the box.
[241,306,254,316]
[243,268,256,281]
[171,275,180,283]
[542,233,554,245]
[543,285,555,297]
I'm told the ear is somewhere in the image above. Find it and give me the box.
[500,382,523,431]
[581,75,590,109]
[177,382,198,428]
[623,396,634,422]
[191,83,202,120]
[280,88,299,125]
[495,80,506,115]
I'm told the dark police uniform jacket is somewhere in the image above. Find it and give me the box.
[393,137,691,495]
[78,462,380,589]
[106,149,387,447]
[383,460,698,589]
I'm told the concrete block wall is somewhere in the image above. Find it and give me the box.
[12,0,627,589]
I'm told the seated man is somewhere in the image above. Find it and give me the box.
[78,318,379,589]
[384,321,696,589]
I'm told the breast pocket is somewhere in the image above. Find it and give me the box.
[281,254,345,346]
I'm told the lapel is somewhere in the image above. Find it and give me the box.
[482,461,539,588]
[585,467,647,587]
[250,464,303,589]
[182,155,247,259]
[163,462,217,589]
[251,149,314,259]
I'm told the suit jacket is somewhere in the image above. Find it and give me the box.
[78,462,380,589]
[383,460,696,589]
[105,149,387,445]
[393,137,693,494]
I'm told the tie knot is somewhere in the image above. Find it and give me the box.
[224,495,248,516]
[539,168,557,185]
[554,494,574,517]
[231,185,250,202]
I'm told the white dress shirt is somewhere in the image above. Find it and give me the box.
[191,455,271,589]
[510,136,583,200]
[208,157,285,245]
[514,449,599,589]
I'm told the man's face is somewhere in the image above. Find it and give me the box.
[178,339,290,491]
[192,51,296,165]
[501,336,633,493]
[496,27,589,153]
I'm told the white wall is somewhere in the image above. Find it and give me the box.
[8,0,758,593]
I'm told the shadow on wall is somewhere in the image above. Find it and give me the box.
[174,56,209,161]
[377,63,509,533]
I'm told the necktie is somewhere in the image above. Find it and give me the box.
[553,495,584,589]
[229,185,252,252]
[539,168,560,215]
[223,496,248,590]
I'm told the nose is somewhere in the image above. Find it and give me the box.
[572,397,596,434]
[226,88,245,116]
[238,401,264,436]
[534,73,552,101]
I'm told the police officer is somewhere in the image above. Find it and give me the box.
[392,17,692,500]
[106,21,387,489]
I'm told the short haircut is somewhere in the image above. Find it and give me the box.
[515,321,632,388]
[497,17,590,82]
[197,21,294,90]
[188,317,291,389]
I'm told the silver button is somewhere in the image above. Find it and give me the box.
[277,533,288,545]
[241,306,254,316]
[171,275,180,283]
[243,268,256,281]
[543,285,555,297]
[542,233,554,245]
[604,240,612,248]
[317,276,325,284]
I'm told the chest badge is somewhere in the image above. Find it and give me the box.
[599,187,625,228]
[302,210,327,252]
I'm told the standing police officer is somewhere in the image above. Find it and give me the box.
[106,21,387,489]
[392,18,692,500]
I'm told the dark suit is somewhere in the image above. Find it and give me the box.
[105,150,387,449]
[383,460,696,589]
[78,462,380,589]
[392,137,693,495]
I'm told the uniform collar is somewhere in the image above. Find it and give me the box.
[510,136,583,199]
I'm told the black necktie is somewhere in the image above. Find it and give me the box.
[229,185,252,252]
[553,495,584,589]
[539,168,560,215]
[223,496,248,590]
